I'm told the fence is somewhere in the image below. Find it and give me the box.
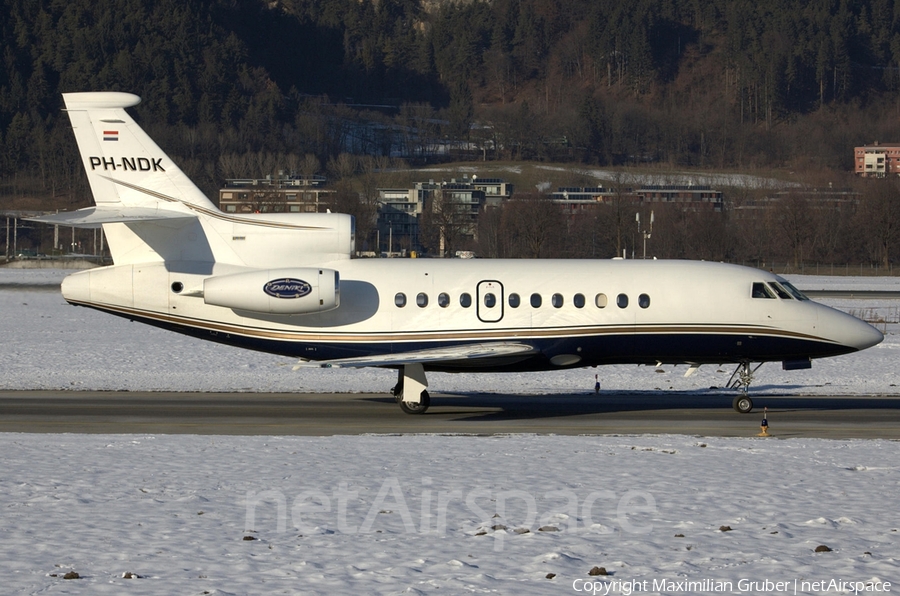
[736,261,897,277]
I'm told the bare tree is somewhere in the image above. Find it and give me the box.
[688,208,731,261]
[475,205,503,258]
[327,153,358,182]
[603,171,639,257]
[217,152,248,180]
[333,187,377,252]
[420,190,474,257]
[773,191,816,268]
[300,153,321,178]
[500,193,566,258]
[856,179,900,267]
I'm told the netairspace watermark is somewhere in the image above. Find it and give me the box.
[244,476,656,551]
[572,578,892,596]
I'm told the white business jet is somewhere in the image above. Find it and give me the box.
[31,92,884,414]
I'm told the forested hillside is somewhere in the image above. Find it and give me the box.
[3,0,900,204]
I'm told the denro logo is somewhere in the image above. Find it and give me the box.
[263,278,313,299]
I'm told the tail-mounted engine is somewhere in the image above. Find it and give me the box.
[203,268,340,315]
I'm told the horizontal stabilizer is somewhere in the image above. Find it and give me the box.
[26,206,196,229]
[294,342,538,370]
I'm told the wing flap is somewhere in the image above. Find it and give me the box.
[26,205,196,229]
[294,342,538,369]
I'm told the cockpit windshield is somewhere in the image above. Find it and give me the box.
[768,282,792,299]
[752,282,776,299]
[780,281,810,300]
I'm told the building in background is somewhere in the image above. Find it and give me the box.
[551,184,723,224]
[218,174,334,213]
[376,176,513,256]
[854,142,900,177]
[376,186,425,256]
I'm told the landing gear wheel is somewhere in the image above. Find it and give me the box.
[733,395,753,414]
[399,390,430,415]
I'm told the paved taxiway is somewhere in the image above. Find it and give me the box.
[1,391,899,439]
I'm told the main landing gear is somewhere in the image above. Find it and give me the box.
[391,363,431,414]
[726,361,763,414]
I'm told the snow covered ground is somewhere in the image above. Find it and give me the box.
[1,268,899,595]
[3,433,899,595]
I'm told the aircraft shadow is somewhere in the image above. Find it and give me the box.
[363,391,900,422]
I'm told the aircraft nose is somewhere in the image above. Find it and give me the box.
[850,318,884,351]
[837,311,884,351]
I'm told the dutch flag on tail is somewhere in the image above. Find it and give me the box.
[103,130,118,141]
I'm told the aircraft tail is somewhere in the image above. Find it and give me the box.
[27,93,221,265]
[62,92,216,213]
[31,92,354,268]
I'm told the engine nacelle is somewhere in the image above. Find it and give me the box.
[203,268,340,315]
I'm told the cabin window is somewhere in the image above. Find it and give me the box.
[781,282,809,300]
[530,293,542,308]
[617,293,629,308]
[639,293,650,308]
[484,293,496,308]
[752,282,776,299]
[508,293,521,308]
[595,293,608,308]
[574,293,585,308]
[768,282,792,299]
[438,293,450,308]
[552,293,564,308]
[460,293,472,308]
[416,292,428,307]
[395,293,407,307]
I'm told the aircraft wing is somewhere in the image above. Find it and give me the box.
[294,342,538,369]
[26,205,196,228]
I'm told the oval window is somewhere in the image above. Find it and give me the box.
[460,293,472,308]
[639,293,650,308]
[416,292,428,307]
[574,293,585,308]
[395,293,407,307]
[552,293,564,308]
[508,293,521,308]
[484,293,496,308]
[530,293,542,308]
[438,293,450,308]
[595,293,608,308]
[617,293,629,309]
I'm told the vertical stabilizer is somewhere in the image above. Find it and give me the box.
[47,92,354,268]
[63,92,216,212]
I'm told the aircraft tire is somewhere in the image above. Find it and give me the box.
[733,395,753,414]
[399,390,430,414]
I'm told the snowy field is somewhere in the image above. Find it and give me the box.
[1,267,899,595]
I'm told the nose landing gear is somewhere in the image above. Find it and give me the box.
[727,361,762,413]
[732,394,753,414]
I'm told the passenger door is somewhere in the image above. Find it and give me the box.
[476,280,504,323]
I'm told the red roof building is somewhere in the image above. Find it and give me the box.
[854,142,900,177]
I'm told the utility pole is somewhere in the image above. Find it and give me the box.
[636,210,654,259]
